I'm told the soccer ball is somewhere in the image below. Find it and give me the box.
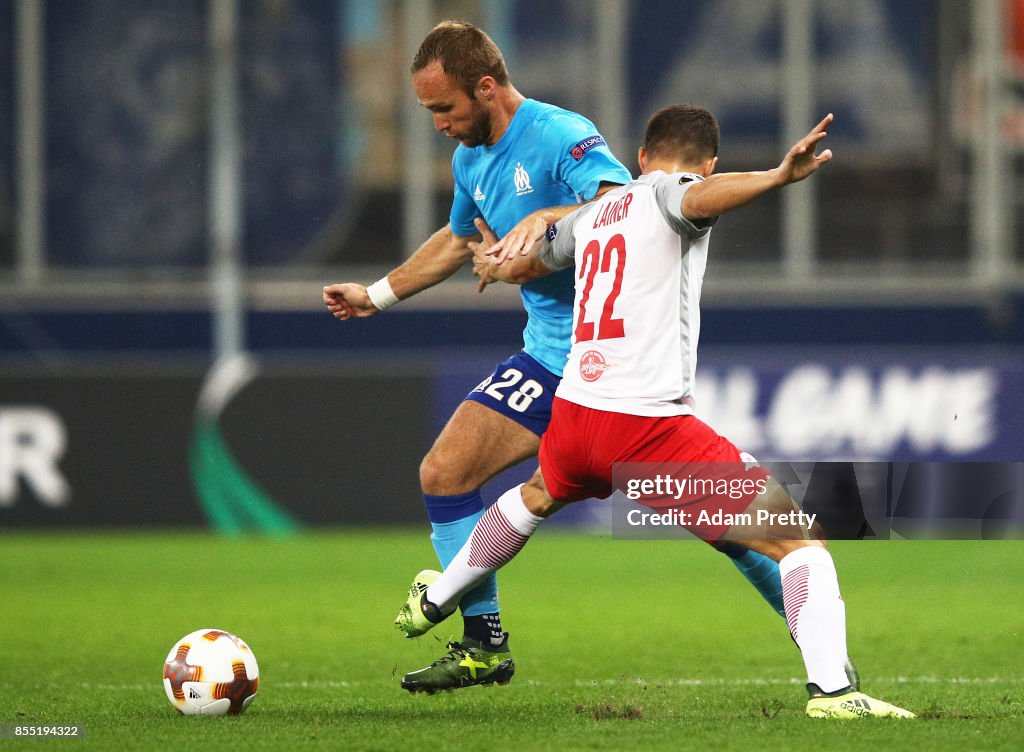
[162,629,259,716]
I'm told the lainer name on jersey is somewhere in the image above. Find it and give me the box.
[592,192,633,229]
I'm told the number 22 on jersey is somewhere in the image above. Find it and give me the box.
[575,233,626,343]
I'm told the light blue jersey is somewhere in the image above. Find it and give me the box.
[449,99,630,376]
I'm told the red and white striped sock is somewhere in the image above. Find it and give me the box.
[426,484,544,611]
[779,546,850,693]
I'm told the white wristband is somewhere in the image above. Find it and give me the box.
[366,277,399,311]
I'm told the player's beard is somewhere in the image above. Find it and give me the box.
[457,100,493,147]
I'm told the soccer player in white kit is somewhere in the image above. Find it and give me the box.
[396,105,915,719]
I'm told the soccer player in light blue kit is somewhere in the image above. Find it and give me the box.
[323,21,786,693]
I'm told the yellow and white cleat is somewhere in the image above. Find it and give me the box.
[394,569,446,638]
[806,688,916,719]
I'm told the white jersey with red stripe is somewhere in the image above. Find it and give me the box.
[538,170,715,417]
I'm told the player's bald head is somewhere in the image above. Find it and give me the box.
[643,105,719,165]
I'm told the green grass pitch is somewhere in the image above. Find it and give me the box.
[2,530,1022,750]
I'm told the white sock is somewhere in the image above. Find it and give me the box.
[779,546,850,694]
[426,484,544,611]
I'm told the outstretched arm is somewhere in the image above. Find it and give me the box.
[682,113,833,220]
[323,225,476,320]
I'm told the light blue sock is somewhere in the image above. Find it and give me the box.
[717,543,786,618]
[424,492,500,617]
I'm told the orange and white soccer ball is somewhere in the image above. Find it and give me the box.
[162,629,259,716]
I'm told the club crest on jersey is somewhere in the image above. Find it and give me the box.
[579,350,612,382]
[570,135,605,160]
[513,162,534,196]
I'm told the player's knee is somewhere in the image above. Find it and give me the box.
[418,452,449,495]
[522,470,563,518]
[729,478,826,546]
[419,449,473,495]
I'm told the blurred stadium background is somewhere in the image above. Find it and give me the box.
[1,0,1022,534]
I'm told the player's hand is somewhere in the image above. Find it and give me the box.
[778,113,833,184]
[486,211,548,265]
[470,218,500,292]
[322,283,378,320]
[471,252,496,292]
